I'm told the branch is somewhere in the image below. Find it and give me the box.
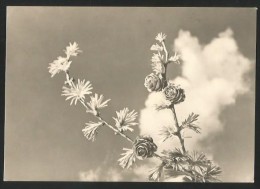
[160,41,187,154]
[65,71,134,143]
[65,72,169,164]
[96,114,134,143]
[171,106,186,153]
[180,113,201,134]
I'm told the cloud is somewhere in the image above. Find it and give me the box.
[78,164,154,182]
[139,28,253,154]
[79,167,123,181]
[79,168,101,181]
[106,168,123,181]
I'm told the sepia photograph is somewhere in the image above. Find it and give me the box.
[4,7,256,182]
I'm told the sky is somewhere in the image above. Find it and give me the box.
[4,7,256,182]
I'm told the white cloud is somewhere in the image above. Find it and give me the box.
[145,91,171,109]
[139,28,253,154]
[79,167,122,181]
[106,168,123,181]
[79,168,101,181]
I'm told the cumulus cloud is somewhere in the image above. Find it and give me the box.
[79,167,123,181]
[78,164,156,182]
[145,91,171,110]
[139,28,253,154]
[79,168,101,181]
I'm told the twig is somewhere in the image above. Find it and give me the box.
[96,115,134,143]
[65,71,134,143]
[171,106,186,153]
[161,41,168,62]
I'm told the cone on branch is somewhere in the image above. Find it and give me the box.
[144,73,163,92]
[133,136,158,160]
[163,83,185,105]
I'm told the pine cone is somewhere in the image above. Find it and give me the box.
[133,136,157,160]
[144,73,163,92]
[163,83,185,104]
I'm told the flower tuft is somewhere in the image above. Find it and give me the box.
[151,53,164,64]
[48,56,72,77]
[118,148,136,169]
[151,62,165,74]
[64,42,82,58]
[87,93,111,116]
[155,33,167,43]
[150,43,163,51]
[82,121,103,141]
[148,163,165,181]
[169,52,181,64]
[159,126,177,142]
[62,79,92,105]
[113,108,138,132]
